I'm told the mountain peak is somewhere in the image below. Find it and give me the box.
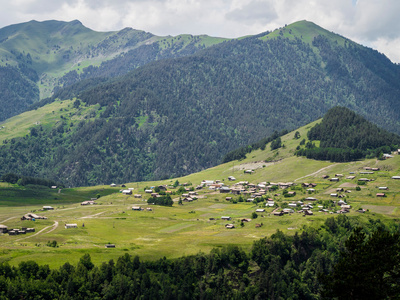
[262,19,349,46]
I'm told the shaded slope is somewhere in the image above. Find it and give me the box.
[1,21,400,186]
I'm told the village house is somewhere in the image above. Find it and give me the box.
[202,180,215,186]
[376,193,386,197]
[219,186,231,193]
[0,225,8,233]
[132,206,143,211]
[81,200,96,205]
[105,244,115,248]
[330,178,339,182]
[266,200,275,207]
[134,194,142,198]
[273,211,283,216]
[346,175,356,179]
[256,209,265,213]
[302,183,317,188]
[231,187,243,195]
[228,176,236,181]
[392,176,400,179]
[21,213,47,220]
[358,178,370,182]
[110,183,117,187]
[65,224,78,229]
[304,210,313,216]
[378,187,388,190]
[221,216,231,220]
[283,208,294,214]
[225,224,235,229]
[42,206,54,210]
[157,185,167,191]
[305,197,317,201]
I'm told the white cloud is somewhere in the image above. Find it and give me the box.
[0,0,398,62]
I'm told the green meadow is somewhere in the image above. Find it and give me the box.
[2,124,400,268]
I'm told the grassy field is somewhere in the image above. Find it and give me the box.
[1,125,400,268]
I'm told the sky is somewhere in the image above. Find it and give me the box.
[0,0,399,63]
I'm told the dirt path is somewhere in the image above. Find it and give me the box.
[0,216,17,223]
[15,221,58,241]
[294,164,337,182]
[45,221,59,233]
[79,211,106,219]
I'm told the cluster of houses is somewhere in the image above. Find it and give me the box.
[21,213,47,220]
[0,225,35,235]
[132,206,153,211]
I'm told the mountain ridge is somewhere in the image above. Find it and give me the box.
[1,20,400,186]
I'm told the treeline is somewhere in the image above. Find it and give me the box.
[147,194,173,206]
[296,107,400,162]
[0,215,399,299]
[222,130,288,163]
[0,173,61,188]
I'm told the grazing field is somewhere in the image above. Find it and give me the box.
[2,125,400,268]
[2,155,400,267]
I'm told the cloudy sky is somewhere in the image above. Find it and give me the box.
[1,0,399,63]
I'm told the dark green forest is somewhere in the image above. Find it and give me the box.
[55,35,212,92]
[1,215,399,299]
[0,65,39,121]
[296,107,400,162]
[2,25,400,185]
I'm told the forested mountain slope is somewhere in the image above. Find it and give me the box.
[295,106,400,161]
[1,21,400,186]
[0,20,226,121]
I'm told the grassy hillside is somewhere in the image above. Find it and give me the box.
[2,121,400,267]
[0,20,227,121]
[262,20,349,46]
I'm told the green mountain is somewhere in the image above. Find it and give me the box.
[224,106,400,163]
[1,20,400,186]
[0,20,226,121]
[295,106,400,161]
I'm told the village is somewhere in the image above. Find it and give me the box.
[1,163,398,258]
